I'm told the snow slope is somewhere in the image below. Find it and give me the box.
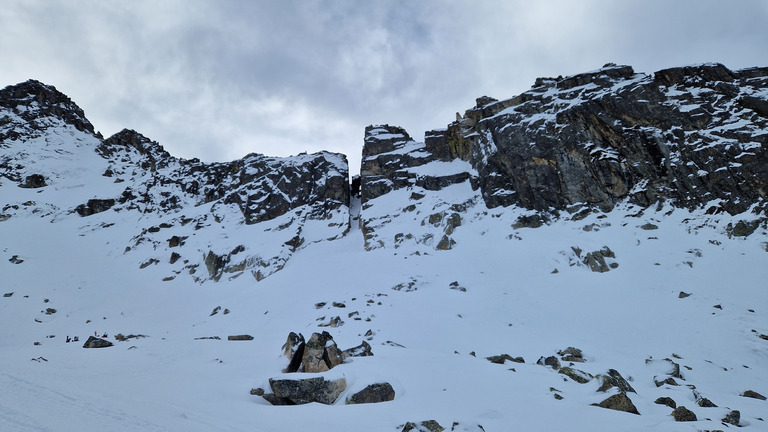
[2,163,767,431]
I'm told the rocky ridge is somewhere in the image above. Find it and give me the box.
[3,63,768,278]
[1,80,349,282]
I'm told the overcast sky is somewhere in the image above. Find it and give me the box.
[2,0,767,175]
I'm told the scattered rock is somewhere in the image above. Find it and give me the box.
[227,335,253,341]
[597,369,636,393]
[722,410,741,426]
[727,220,760,238]
[537,356,561,370]
[114,334,147,341]
[436,235,455,250]
[486,354,524,365]
[21,174,47,188]
[696,397,717,407]
[282,332,305,359]
[75,199,115,217]
[342,340,373,359]
[82,336,113,348]
[250,388,265,396]
[558,347,584,362]
[678,291,691,298]
[167,235,186,248]
[583,246,616,273]
[9,255,23,264]
[640,222,658,230]
[318,316,344,328]
[654,397,677,408]
[513,214,547,229]
[139,258,159,269]
[302,332,335,373]
[741,390,766,400]
[393,278,419,292]
[663,358,683,378]
[671,406,697,422]
[210,306,221,316]
[3,292,12,297]
[346,382,395,404]
[559,367,593,384]
[654,377,679,387]
[402,420,445,432]
[592,392,640,415]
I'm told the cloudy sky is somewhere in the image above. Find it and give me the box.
[2,0,767,175]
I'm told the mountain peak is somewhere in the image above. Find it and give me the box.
[0,79,93,137]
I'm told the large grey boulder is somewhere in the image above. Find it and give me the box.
[265,377,346,405]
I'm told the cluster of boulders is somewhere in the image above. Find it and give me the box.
[256,331,393,406]
[484,347,642,415]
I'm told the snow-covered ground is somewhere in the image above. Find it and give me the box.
[2,153,767,431]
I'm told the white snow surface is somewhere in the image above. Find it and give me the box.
[2,124,768,431]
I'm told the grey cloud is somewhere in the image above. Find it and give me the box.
[2,0,767,175]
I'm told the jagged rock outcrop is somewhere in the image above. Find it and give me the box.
[0,79,94,142]
[360,125,474,204]
[361,63,768,217]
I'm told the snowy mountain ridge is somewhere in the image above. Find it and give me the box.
[1,65,767,431]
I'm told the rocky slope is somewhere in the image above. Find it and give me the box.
[1,80,350,282]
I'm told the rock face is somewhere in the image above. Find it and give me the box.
[361,63,768,217]
[360,125,473,204]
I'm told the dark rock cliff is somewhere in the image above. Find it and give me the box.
[413,63,768,215]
